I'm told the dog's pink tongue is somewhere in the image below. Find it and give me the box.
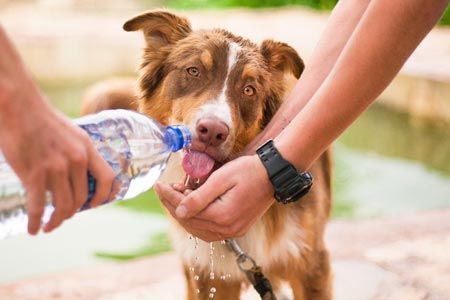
[182,151,215,179]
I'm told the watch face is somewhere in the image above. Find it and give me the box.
[275,174,313,204]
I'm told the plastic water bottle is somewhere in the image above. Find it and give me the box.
[0,109,191,239]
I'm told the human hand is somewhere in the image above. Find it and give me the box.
[0,26,116,235]
[0,88,115,235]
[155,155,275,242]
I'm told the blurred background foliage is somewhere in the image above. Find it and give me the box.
[165,0,338,10]
[161,0,450,25]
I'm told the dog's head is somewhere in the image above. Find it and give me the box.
[124,10,303,176]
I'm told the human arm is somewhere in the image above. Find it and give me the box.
[0,25,115,235]
[275,0,449,170]
[157,0,449,241]
[244,0,372,153]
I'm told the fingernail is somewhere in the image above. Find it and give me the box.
[176,205,187,218]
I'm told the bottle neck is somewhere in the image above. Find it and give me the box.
[164,125,192,152]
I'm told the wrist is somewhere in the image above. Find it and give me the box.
[255,140,313,204]
[251,154,275,195]
[1,75,49,110]
[273,135,312,171]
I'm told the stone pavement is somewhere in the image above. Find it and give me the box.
[1,209,449,300]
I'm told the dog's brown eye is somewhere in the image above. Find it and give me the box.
[243,85,256,96]
[187,67,200,77]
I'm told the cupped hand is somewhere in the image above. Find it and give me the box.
[155,155,274,242]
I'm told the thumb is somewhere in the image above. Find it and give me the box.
[176,169,231,219]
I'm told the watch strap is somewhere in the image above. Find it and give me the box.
[256,140,313,204]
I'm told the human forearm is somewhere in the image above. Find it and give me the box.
[245,0,371,153]
[0,25,49,118]
[275,0,449,170]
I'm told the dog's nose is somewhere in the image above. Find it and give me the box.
[196,118,229,147]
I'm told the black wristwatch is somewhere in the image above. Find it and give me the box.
[256,140,313,204]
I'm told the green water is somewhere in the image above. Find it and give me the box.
[334,105,450,218]
[0,81,449,283]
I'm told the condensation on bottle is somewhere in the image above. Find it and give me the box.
[0,109,191,240]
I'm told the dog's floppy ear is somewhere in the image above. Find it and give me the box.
[261,92,282,129]
[123,10,192,49]
[259,40,304,128]
[123,11,192,103]
[260,40,304,79]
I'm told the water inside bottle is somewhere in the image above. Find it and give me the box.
[78,115,174,201]
[0,112,175,239]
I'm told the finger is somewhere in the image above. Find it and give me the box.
[155,182,185,208]
[180,195,227,222]
[160,195,217,232]
[25,175,46,235]
[69,155,88,216]
[44,166,73,233]
[158,192,177,217]
[175,169,233,219]
[109,179,121,199]
[172,183,186,193]
[181,224,221,242]
[86,144,115,208]
[184,217,224,234]
[193,231,223,243]
[159,194,221,242]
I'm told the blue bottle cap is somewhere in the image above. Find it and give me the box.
[164,125,192,152]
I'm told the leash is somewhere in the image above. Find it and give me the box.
[225,239,277,300]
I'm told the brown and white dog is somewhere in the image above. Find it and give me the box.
[82,10,332,300]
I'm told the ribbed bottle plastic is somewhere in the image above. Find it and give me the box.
[0,109,191,239]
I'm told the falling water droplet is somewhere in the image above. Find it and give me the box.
[209,242,215,281]
[209,293,215,298]
[184,175,191,187]
[210,287,216,293]
[194,275,200,281]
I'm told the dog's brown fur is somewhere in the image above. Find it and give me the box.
[80,78,138,115]
[82,10,332,300]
